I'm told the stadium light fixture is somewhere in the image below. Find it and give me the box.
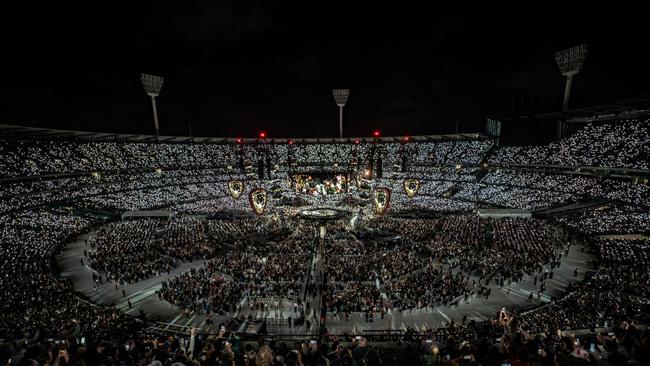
[555,44,588,112]
[140,73,164,136]
[332,89,349,138]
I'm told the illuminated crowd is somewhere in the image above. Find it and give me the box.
[0,116,648,365]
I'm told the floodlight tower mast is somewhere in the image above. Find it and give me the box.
[333,89,349,138]
[140,73,164,136]
[555,44,588,112]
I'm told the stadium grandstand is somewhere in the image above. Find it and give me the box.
[0,109,648,365]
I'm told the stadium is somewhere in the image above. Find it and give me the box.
[1,5,650,366]
[1,109,649,364]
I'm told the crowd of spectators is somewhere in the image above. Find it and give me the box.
[369,215,565,283]
[158,218,317,316]
[0,209,140,344]
[555,205,650,235]
[490,117,650,169]
[519,237,650,334]
[385,268,470,310]
[1,129,647,217]
[88,217,217,284]
[3,303,649,365]
[205,218,291,251]
[0,118,648,365]
[436,216,564,282]
[158,268,242,314]
[162,218,215,261]
[322,282,383,315]
[88,219,174,284]
[0,136,496,180]
[325,248,429,283]
[159,252,306,315]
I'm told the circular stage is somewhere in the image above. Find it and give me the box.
[300,208,343,220]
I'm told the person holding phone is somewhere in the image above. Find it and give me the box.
[53,342,69,366]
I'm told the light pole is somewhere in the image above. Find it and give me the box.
[555,44,588,112]
[140,73,164,135]
[332,89,349,138]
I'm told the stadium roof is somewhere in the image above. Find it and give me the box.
[495,93,650,122]
[0,123,492,144]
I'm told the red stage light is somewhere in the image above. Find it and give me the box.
[259,131,266,139]
[404,136,410,142]
[373,130,380,137]
[288,139,294,145]
[236,138,243,144]
[354,139,360,144]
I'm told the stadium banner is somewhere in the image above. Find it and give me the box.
[403,178,420,198]
[228,180,244,199]
[373,187,391,215]
[249,188,268,215]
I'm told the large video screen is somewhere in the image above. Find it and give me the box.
[292,173,349,195]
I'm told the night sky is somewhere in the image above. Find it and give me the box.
[1,2,648,139]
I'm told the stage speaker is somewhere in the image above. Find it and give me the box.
[239,157,245,174]
[376,157,383,178]
[257,160,264,180]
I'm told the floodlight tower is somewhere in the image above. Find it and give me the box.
[555,44,588,112]
[140,73,164,135]
[332,89,349,138]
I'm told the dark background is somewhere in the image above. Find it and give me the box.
[0,2,648,140]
